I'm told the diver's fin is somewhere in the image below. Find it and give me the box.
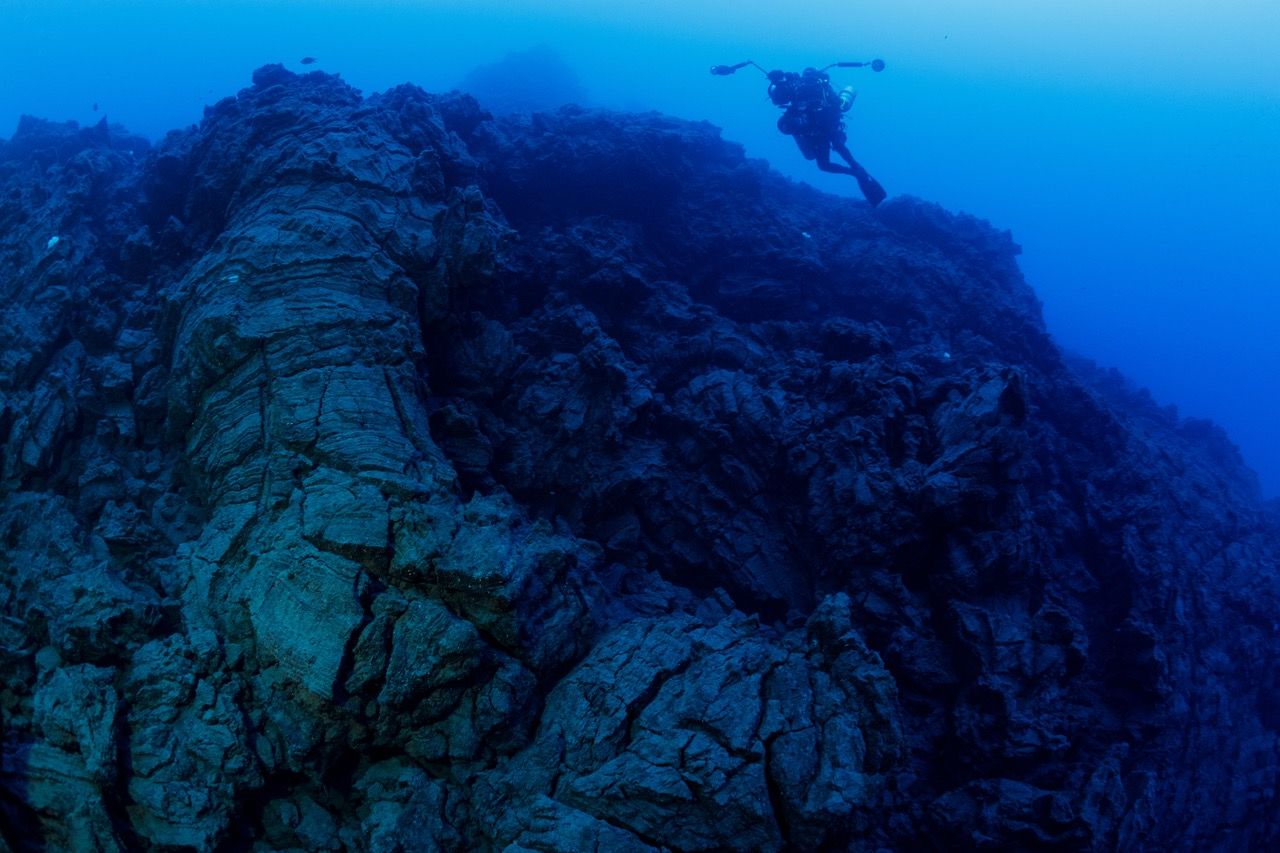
[856,172,887,207]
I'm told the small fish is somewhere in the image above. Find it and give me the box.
[46,235,60,250]
[300,56,317,65]
[801,231,812,239]
[92,102,98,112]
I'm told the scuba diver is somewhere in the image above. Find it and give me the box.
[711,59,888,207]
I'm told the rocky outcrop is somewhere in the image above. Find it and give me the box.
[0,66,1276,850]
[456,45,589,116]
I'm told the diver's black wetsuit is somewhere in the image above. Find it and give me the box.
[768,68,886,205]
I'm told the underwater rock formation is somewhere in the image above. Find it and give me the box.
[0,65,1276,850]
[456,45,589,116]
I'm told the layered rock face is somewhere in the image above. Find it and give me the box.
[0,66,1276,850]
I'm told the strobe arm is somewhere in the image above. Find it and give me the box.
[827,59,886,72]
[710,60,770,76]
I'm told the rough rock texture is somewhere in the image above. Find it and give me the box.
[0,66,1277,850]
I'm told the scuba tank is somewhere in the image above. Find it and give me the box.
[838,86,857,112]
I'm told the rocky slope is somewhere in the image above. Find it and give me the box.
[0,65,1276,851]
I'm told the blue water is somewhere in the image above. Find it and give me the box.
[3,0,1277,494]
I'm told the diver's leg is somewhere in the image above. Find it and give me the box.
[832,140,868,178]
[832,140,887,206]
[814,145,855,175]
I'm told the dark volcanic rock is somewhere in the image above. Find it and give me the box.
[457,45,589,116]
[0,65,1276,851]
